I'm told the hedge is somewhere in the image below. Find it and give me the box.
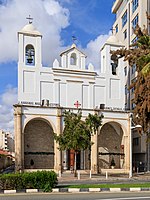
[0,171,58,192]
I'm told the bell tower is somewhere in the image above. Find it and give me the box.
[17,17,42,103]
[18,16,42,67]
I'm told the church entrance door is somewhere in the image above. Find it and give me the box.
[68,150,81,170]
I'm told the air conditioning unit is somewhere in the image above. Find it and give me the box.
[41,99,49,106]
[100,104,105,109]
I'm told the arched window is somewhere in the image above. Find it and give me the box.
[70,53,77,65]
[111,54,118,75]
[25,44,35,65]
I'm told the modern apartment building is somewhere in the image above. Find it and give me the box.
[0,130,8,151]
[0,129,14,152]
[111,0,150,171]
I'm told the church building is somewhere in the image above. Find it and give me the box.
[14,21,131,174]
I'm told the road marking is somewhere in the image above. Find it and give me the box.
[96,197,150,200]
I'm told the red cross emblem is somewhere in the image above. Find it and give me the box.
[74,100,81,108]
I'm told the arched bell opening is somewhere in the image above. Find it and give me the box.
[98,122,124,172]
[25,44,35,65]
[70,53,77,65]
[24,118,54,169]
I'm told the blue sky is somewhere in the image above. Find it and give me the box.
[0,0,115,132]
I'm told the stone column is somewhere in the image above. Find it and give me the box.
[91,132,98,173]
[14,106,22,172]
[54,108,62,172]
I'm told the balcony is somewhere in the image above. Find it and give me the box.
[112,0,123,13]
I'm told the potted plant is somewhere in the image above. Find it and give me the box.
[110,157,116,169]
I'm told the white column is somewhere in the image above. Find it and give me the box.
[63,150,68,170]
[89,82,95,108]
[91,132,98,173]
[54,108,62,172]
[14,106,22,171]
[54,79,60,104]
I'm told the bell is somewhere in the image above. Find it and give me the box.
[27,56,33,64]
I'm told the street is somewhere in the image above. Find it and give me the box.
[0,192,150,200]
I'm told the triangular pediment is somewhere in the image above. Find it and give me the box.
[60,44,86,57]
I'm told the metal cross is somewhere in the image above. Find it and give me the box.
[110,27,115,35]
[26,15,33,24]
[72,35,77,43]
[74,100,81,109]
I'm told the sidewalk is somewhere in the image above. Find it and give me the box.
[58,170,150,185]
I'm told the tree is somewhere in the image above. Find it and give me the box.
[54,110,103,176]
[86,112,103,135]
[111,24,150,134]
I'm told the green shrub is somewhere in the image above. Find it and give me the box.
[0,171,57,192]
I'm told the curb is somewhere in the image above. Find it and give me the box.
[0,187,150,194]
[52,187,150,193]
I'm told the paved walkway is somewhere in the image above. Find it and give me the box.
[58,170,150,185]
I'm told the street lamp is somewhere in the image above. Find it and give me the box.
[129,122,142,178]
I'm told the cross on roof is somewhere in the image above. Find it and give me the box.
[72,35,77,43]
[74,100,81,109]
[26,15,33,24]
[110,27,115,35]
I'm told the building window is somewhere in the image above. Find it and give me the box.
[133,137,139,146]
[115,24,118,33]
[124,29,127,39]
[132,15,138,33]
[125,103,127,110]
[131,36,138,48]
[132,36,138,44]
[124,66,127,76]
[122,10,127,28]
[131,63,136,74]
[132,0,138,13]
[131,78,136,94]
[131,87,135,94]
[131,102,136,110]
[125,85,128,95]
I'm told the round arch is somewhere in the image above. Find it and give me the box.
[97,121,125,171]
[22,116,57,134]
[23,117,55,169]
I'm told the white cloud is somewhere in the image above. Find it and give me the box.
[0,0,70,65]
[0,0,110,69]
[84,32,111,73]
[0,86,17,134]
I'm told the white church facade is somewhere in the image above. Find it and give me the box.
[14,22,131,174]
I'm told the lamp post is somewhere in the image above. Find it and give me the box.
[129,121,142,178]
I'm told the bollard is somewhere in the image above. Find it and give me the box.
[106,171,108,179]
[77,171,80,180]
[58,170,61,178]
[90,170,92,179]
[137,167,139,174]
